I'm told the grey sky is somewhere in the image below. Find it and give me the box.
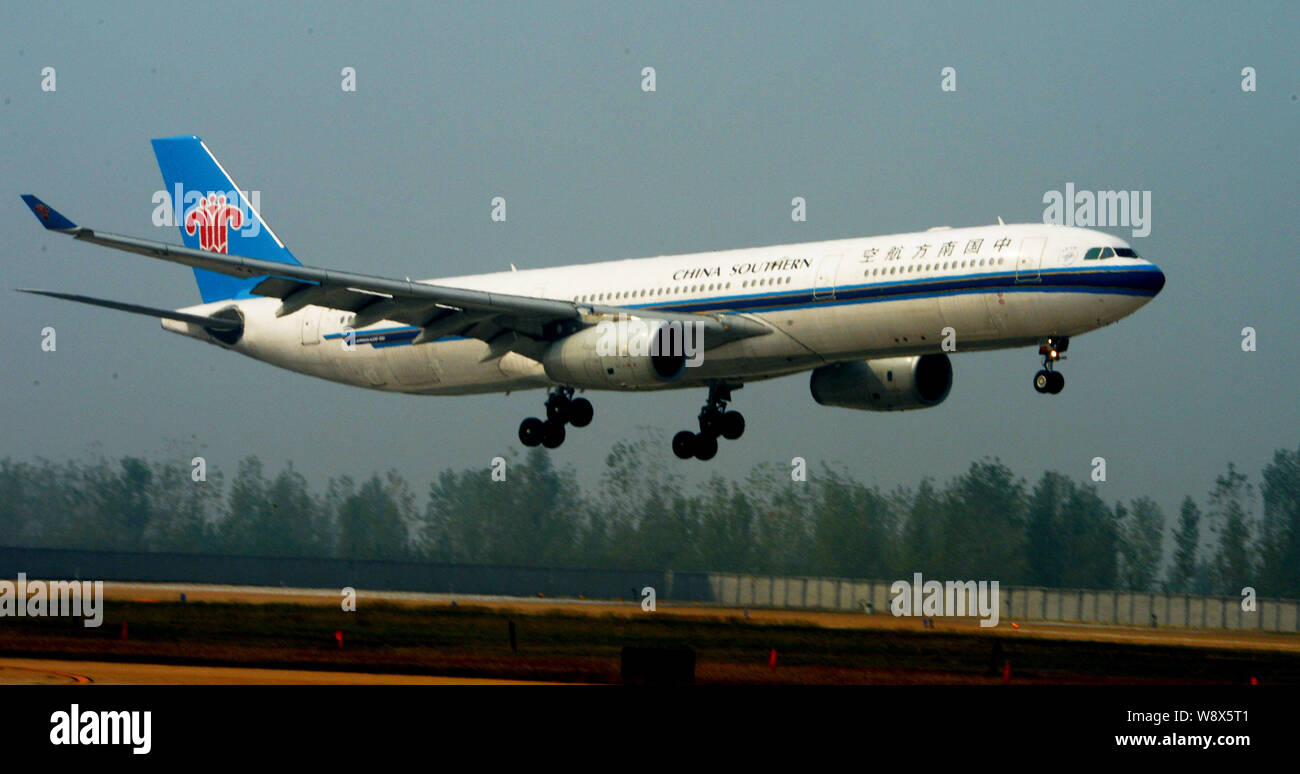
[2,1,1297,526]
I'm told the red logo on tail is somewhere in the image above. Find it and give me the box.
[183,193,243,253]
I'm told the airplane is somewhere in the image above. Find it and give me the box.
[20,136,1165,461]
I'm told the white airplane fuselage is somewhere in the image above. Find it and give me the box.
[164,223,1163,396]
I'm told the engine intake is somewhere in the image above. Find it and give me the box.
[810,354,952,411]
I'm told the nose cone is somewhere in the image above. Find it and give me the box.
[1148,264,1166,296]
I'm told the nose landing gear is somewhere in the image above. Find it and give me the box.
[1033,337,1068,394]
[672,382,745,461]
[519,386,593,449]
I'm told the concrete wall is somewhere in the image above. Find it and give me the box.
[701,570,1299,633]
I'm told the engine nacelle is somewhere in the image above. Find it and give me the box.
[542,318,693,389]
[810,354,952,411]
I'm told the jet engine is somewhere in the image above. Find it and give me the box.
[810,354,952,411]
[542,317,696,389]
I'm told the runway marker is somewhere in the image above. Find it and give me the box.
[769,648,777,670]
[120,621,127,641]
[1002,660,1011,683]
[335,629,344,649]
[1011,622,1020,629]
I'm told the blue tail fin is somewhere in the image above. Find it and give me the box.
[151,136,301,303]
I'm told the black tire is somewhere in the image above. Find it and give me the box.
[545,396,571,423]
[567,397,593,428]
[541,421,566,449]
[1033,370,1051,394]
[720,410,745,440]
[698,410,722,437]
[693,433,718,461]
[672,431,696,460]
[518,417,544,447]
[1048,371,1065,394]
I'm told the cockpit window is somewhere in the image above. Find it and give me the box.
[1084,246,1138,260]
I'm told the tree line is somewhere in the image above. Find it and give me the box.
[1,434,1297,598]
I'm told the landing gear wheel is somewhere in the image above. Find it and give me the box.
[546,396,570,423]
[720,411,745,440]
[1033,370,1051,394]
[519,417,545,446]
[541,421,566,449]
[672,431,697,460]
[567,397,593,428]
[693,433,718,461]
[698,410,722,437]
[1047,371,1065,394]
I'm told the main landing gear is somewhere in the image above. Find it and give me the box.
[672,382,745,461]
[519,386,593,449]
[1033,336,1068,395]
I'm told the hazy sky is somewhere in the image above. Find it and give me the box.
[2,1,1297,526]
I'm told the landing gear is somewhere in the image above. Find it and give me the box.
[1033,337,1068,395]
[519,387,592,448]
[673,382,744,461]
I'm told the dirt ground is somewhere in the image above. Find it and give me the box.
[100,581,1300,654]
[0,657,559,685]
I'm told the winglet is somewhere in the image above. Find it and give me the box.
[20,195,78,231]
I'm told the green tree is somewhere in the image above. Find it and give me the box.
[940,459,1028,583]
[1207,463,1256,594]
[1119,496,1164,591]
[812,467,897,578]
[1258,444,1300,597]
[1023,471,1074,587]
[1167,496,1202,592]
[900,478,945,576]
[338,472,412,560]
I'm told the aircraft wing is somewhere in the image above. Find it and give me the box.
[20,195,773,357]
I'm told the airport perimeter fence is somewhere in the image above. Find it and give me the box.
[705,572,1300,633]
[2,546,1297,632]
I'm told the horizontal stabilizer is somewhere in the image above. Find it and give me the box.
[15,288,241,330]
